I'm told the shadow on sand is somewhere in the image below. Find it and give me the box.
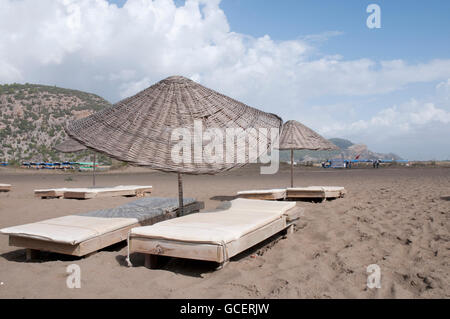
[1,241,127,263]
[115,231,288,278]
[209,195,238,202]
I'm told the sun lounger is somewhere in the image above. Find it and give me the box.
[286,186,346,200]
[34,188,67,198]
[237,186,346,201]
[0,198,204,259]
[0,184,11,192]
[237,189,286,200]
[127,198,302,269]
[34,185,153,199]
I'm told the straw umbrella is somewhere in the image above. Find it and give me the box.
[279,120,339,187]
[54,138,98,187]
[66,76,282,214]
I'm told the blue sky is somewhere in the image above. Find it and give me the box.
[109,0,450,61]
[1,0,449,159]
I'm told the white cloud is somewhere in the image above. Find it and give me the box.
[301,31,344,43]
[322,100,450,136]
[319,96,450,160]
[0,0,449,159]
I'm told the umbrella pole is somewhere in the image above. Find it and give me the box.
[290,149,294,188]
[177,173,184,217]
[92,152,96,187]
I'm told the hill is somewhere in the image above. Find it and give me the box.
[0,83,112,164]
[328,138,354,150]
[0,83,403,165]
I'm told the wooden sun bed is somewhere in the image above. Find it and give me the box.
[237,186,346,201]
[34,185,153,199]
[286,186,346,201]
[0,198,204,259]
[127,199,301,269]
[237,189,286,200]
[0,184,11,192]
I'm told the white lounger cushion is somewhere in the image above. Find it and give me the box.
[131,199,295,245]
[34,185,152,193]
[237,189,285,195]
[309,186,345,191]
[0,216,137,245]
[225,198,294,214]
[287,186,324,191]
[287,186,345,191]
[34,187,69,192]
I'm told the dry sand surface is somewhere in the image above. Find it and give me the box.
[0,165,449,299]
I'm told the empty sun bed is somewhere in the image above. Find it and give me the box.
[237,186,346,201]
[0,184,11,192]
[237,189,286,200]
[286,186,346,201]
[0,198,204,259]
[127,199,302,269]
[34,185,153,199]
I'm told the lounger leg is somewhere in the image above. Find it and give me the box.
[216,260,229,270]
[144,254,158,269]
[26,249,39,261]
[287,224,294,235]
[283,224,294,238]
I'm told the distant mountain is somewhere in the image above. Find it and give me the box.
[343,143,403,161]
[0,84,403,165]
[279,137,402,162]
[0,83,112,164]
[328,138,354,150]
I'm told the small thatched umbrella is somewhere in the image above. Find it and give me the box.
[54,138,97,187]
[66,76,282,213]
[279,120,339,187]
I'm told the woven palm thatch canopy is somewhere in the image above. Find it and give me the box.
[278,120,339,187]
[66,75,282,213]
[66,76,282,175]
[279,120,338,151]
[54,138,87,153]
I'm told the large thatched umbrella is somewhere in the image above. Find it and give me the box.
[279,120,339,187]
[54,138,97,187]
[66,76,282,213]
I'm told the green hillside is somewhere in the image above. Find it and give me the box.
[0,83,112,164]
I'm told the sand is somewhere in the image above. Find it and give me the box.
[0,165,449,299]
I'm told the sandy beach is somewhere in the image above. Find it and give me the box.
[0,165,449,299]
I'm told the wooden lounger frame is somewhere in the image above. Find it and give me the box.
[63,187,153,199]
[34,189,65,198]
[286,188,345,201]
[237,187,346,202]
[0,184,11,192]
[130,206,301,269]
[237,190,286,201]
[34,186,153,199]
[7,201,204,260]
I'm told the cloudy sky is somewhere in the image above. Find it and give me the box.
[1,0,449,160]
